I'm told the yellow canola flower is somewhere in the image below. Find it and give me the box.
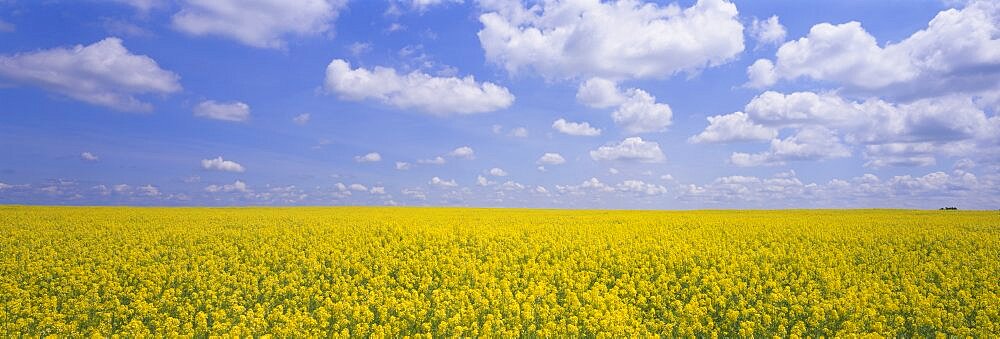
[0,206,998,336]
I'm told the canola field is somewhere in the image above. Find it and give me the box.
[1,206,998,337]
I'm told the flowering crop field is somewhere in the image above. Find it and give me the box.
[1,206,998,337]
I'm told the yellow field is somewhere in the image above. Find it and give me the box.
[0,206,998,337]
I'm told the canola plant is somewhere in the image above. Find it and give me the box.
[0,206,998,337]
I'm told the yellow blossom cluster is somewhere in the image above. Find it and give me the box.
[0,206,997,336]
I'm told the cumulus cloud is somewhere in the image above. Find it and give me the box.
[499,180,525,191]
[292,113,311,125]
[418,156,446,165]
[488,167,508,177]
[509,127,528,138]
[0,37,181,112]
[395,161,411,170]
[205,180,249,193]
[447,146,475,159]
[172,0,347,49]
[576,77,626,108]
[537,153,566,165]
[749,15,786,46]
[747,1,1000,99]
[137,184,160,196]
[398,0,462,12]
[349,183,368,192]
[201,156,246,172]
[552,118,601,136]
[590,137,666,163]
[429,176,458,187]
[730,127,850,167]
[556,177,614,194]
[863,143,938,168]
[577,78,672,134]
[676,169,993,207]
[694,90,999,166]
[478,0,744,80]
[616,180,668,195]
[80,152,99,162]
[111,0,166,12]
[324,59,514,115]
[370,186,386,194]
[354,152,382,163]
[688,112,776,143]
[194,100,250,122]
[612,88,673,134]
[476,175,494,186]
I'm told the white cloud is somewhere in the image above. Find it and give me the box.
[113,184,131,194]
[695,89,999,167]
[292,113,311,125]
[401,188,427,200]
[478,0,744,80]
[447,146,475,159]
[612,88,673,134]
[111,0,166,12]
[499,180,525,191]
[608,168,620,175]
[863,143,938,168]
[80,152,99,162]
[395,161,411,170]
[370,186,386,195]
[418,156,446,165]
[137,184,160,196]
[429,176,458,187]
[617,180,668,195]
[576,77,626,108]
[354,152,382,163]
[730,127,850,166]
[552,118,601,136]
[537,153,566,165]
[0,37,181,112]
[476,175,494,186]
[205,180,249,193]
[400,0,462,12]
[674,169,996,207]
[172,0,347,49]
[324,59,515,115]
[688,111,776,143]
[576,78,672,134]
[488,167,508,177]
[749,1,1000,98]
[590,137,666,163]
[743,91,860,126]
[745,59,777,88]
[509,127,528,138]
[954,159,976,170]
[750,15,786,46]
[556,177,615,194]
[201,156,246,172]
[347,42,372,56]
[349,183,368,192]
[194,100,250,122]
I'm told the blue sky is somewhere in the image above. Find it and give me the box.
[0,0,998,208]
